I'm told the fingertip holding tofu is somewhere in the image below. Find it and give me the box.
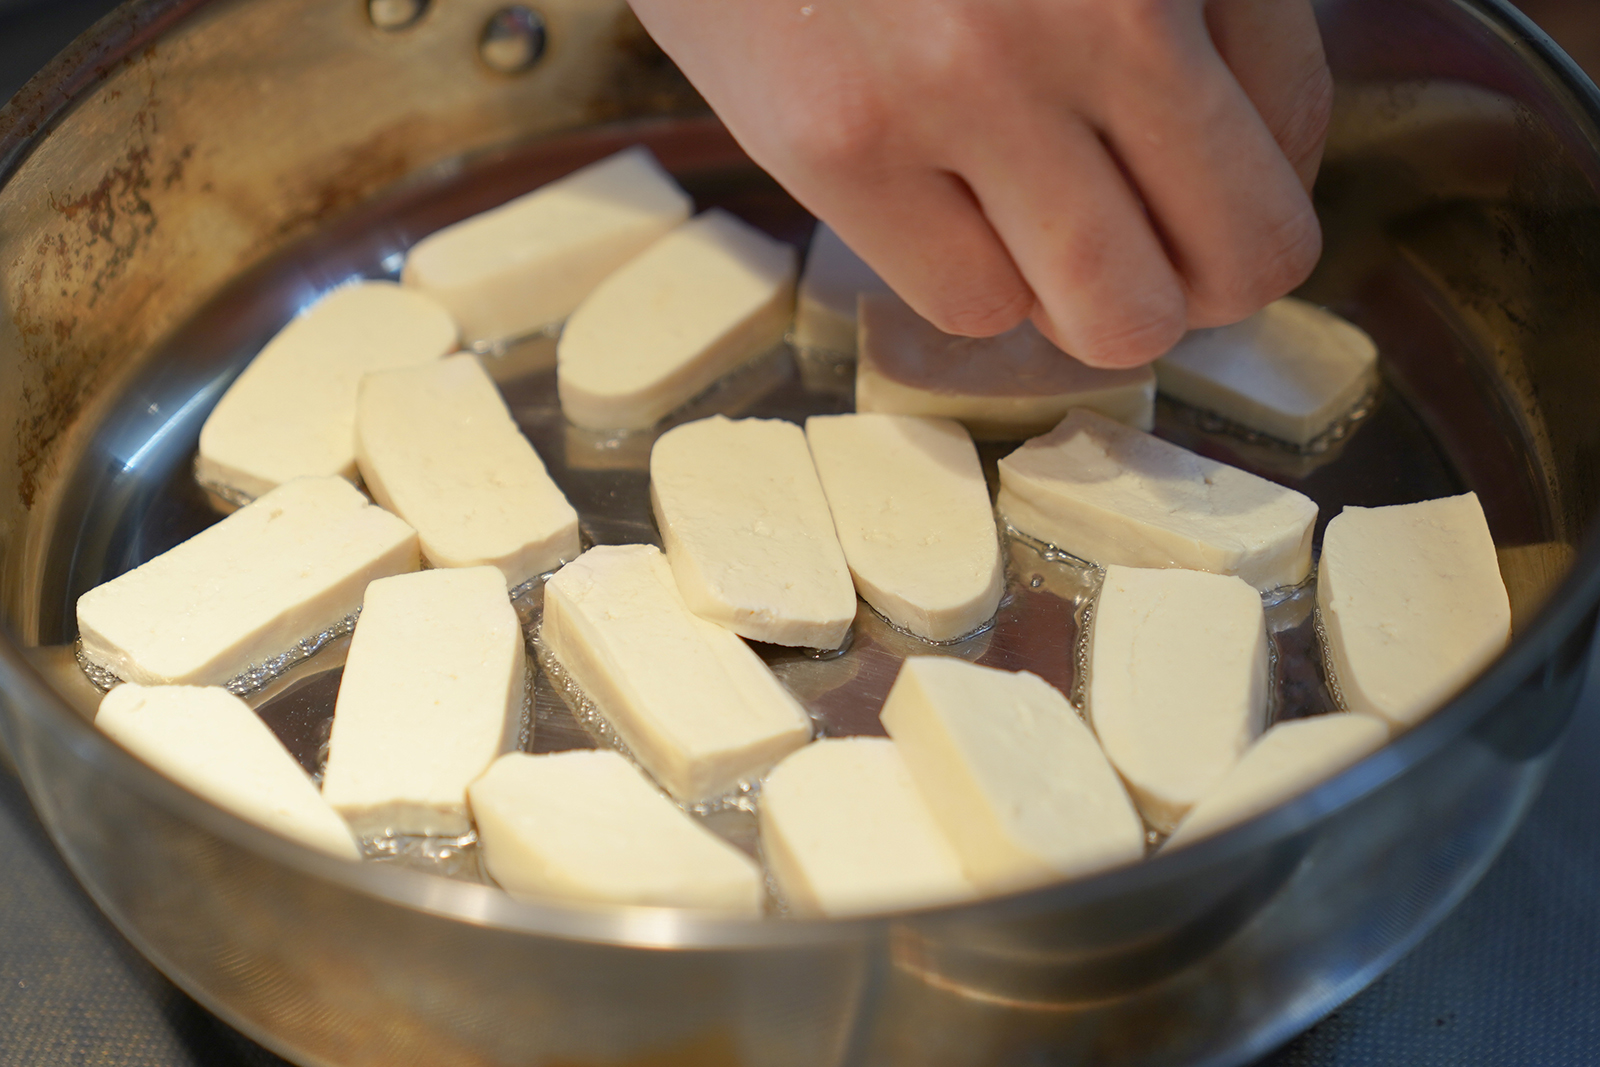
[759,737,975,917]
[470,751,763,913]
[793,222,891,354]
[557,209,798,431]
[1156,297,1379,446]
[855,292,1156,438]
[401,146,692,346]
[880,657,1145,893]
[540,544,813,804]
[1317,493,1511,731]
[196,281,459,503]
[997,409,1318,591]
[1165,713,1390,849]
[321,566,525,838]
[356,353,580,588]
[650,416,856,649]
[1088,566,1269,833]
[805,413,1004,642]
[96,684,361,860]
[76,476,420,687]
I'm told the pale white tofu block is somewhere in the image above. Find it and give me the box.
[1166,713,1390,848]
[97,684,360,860]
[401,146,692,346]
[321,567,524,837]
[805,414,1003,642]
[880,658,1145,893]
[470,750,762,913]
[1087,565,1269,833]
[196,282,458,502]
[1318,493,1511,731]
[793,221,891,353]
[1156,297,1379,446]
[77,477,419,687]
[650,416,856,649]
[856,292,1156,438]
[997,409,1318,591]
[760,737,974,916]
[557,209,797,430]
[541,544,813,804]
[356,354,579,589]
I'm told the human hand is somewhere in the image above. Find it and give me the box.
[628,0,1332,367]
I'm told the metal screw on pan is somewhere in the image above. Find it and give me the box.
[367,0,428,31]
[480,5,547,74]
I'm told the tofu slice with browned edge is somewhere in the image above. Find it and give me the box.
[1318,493,1511,731]
[540,544,813,804]
[402,146,692,346]
[356,353,579,589]
[196,281,458,503]
[557,209,797,430]
[471,750,762,913]
[805,413,1003,642]
[321,567,525,838]
[793,222,891,353]
[97,684,360,860]
[760,737,974,916]
[998,409,1318,591]
[77,476,419,687]
[650,416,856,649]
[1087,565,1269,833]
[856,292,1155,438]
[880,657,1145,893]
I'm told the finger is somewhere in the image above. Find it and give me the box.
[1205,0,1334,192]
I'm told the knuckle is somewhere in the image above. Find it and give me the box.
[1072,298,1188,367]
[1277,63,1335,171]
[925,284,1035,338]
[782,89,891,173]
[1196,209,1323,324]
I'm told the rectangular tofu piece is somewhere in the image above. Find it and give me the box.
[856,292,1155,438]
[557,209,797,430]
[997,409,1318,590]
[97,684,360,860]
[1087,566,1268,833]
[760,737,974,916]
[650,416,856,649]
[196,281,459,503]
[320,567,524,837]
[470,750,762,913]
[356,354,579,589]
[401,146,692,346]
[77,477,419,687]
[541,544,813,804]
[880,658,1145,892]
[1318,493,1511,730]
[1156,297,1378,446]
[793,222,891,353]
[805,414,1003,642]
[1165,713,1389,848]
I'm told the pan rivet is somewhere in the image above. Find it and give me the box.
[480,6,547,74]
[368,0,428,31]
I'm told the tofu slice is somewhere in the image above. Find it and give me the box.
[880,658,1145,892]
[793,222,891,353]
[856,292,1156,438]
[470,750,762,913]
[760,737,975,916]
[1156,297,1378,446]
[321,567,525,837]
[1088,565,1269,833]
[1318,493,1511,731]
[540,544,813,804]
[356,354,579,589]
[401,146,692,346]
[805,414,1003,642]
[997,409,1319,591]
[97,684,360,860]
[196,281,458,503]
[77,477,419,687]
[650,416,856,649]
[557,209,797,431]
[1165,713,1390,848]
